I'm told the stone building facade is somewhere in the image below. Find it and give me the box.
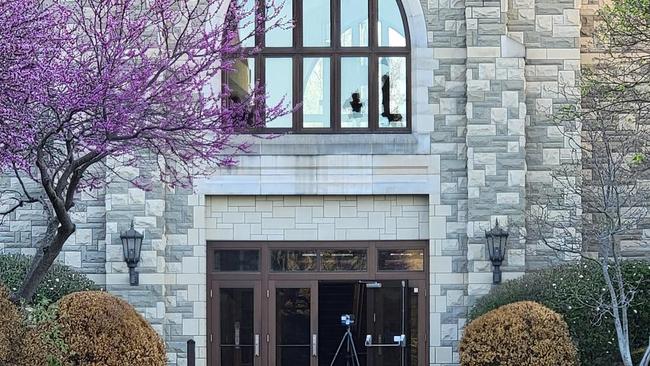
[1,0,645,365]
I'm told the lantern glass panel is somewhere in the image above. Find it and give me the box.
[133,238,143,262]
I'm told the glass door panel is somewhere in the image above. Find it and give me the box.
[365,281,407,366]
[213,281,261,366]
[270,281,318,366]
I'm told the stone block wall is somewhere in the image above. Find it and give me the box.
[3,0,638,365]
[206,195,430,241]
[0,176,107,285]
[523,0,583,270]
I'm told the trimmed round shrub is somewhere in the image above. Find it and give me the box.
[460,301,579,366]
[0,285,23,365]
[55,291,166,365]
[469,260,650,366]
[0,254,98,303]
[18,321,68,366]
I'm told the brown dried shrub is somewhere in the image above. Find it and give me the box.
[56,291,166,366]
[0,284,22,365]
[460,301,579,366]
[17,324,66,366]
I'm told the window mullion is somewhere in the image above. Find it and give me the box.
[332,55,339,132]
[369,55,378,132]
[369,0,377,52]
[295,0,301,131]
[294,56,302,131]
[332,0,339,50]
[294,0,301,51]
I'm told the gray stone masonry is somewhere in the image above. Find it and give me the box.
[1,1,648,366]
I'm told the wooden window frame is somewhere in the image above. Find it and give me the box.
[207,240,428,281]
[226,0,412,134]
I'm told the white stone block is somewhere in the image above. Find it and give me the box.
[468,170,485,187]
[467,46,500,58]
[468,283,492,296]
[430,256,453,273]
[145,200,165,216]
[65,252,82,268]
[128,188,145,205]
[183,319,200,336]
[543,149,561,165]
[467,244,486,260]
[436,347,453,363]
[508,170,525,187]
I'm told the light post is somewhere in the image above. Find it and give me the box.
[120,221,144,286]
[485,220,509,284]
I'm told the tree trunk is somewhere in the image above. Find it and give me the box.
[640,340,650,366]
[603,260,635,366]
[14,219,75,302]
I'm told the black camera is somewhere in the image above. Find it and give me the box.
[340,314,355,326]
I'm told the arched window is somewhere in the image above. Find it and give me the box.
[226,0,411,133]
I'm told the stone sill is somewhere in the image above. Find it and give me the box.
[233,133,431,156]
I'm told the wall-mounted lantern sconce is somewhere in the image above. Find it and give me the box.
[485,219,509,284]
[120,221,144,286]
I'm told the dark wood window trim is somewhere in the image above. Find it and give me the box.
[206,240,430,365]
[207,240,428,281]
[226,0,412,134]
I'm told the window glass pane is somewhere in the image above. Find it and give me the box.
[214,250,259,271]
[341,57,369,128]
[226,58,255,103]
[378,57,407,128]
[340,0,368,47]
[321,250,367,271]
[378,0,407,47]
[303,0,330,47]
[265,58,293,128]
[219,288,254,344]
[276,288,311,365]
[302,58,331,128]
[233,0,256,48]
[378,249,425,271]
[271,250,318,271]
[266,0,293,47]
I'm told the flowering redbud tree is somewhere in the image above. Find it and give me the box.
[0,0,289,302]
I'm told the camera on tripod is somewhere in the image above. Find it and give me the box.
[331,314,361,366]
[340,314,355,326]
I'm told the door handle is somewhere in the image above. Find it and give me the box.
[235,322,240,348]
[312,334,317,357]
[364,334,406,347]
[254,334,260,357]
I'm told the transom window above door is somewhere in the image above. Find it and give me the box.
[226,0,411,133]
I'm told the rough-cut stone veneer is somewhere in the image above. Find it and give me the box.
[522,0,583,270]
[9,0,650,365]
[0,177,106,285]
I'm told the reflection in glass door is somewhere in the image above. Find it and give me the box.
[365,281,407,366]
[214,281,261,366]
[270,281,318,366]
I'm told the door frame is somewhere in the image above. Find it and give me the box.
[268,280,319,366]
[207,241,429,365]
[209,279,263,366]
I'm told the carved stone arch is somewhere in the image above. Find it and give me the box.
[399,0,434,134]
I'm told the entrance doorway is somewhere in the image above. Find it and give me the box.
[208,241,428,366]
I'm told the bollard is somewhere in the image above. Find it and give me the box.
[187,339,196,366]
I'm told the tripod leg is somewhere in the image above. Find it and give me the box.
[347,331,361,366]
[330,331,349,366]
